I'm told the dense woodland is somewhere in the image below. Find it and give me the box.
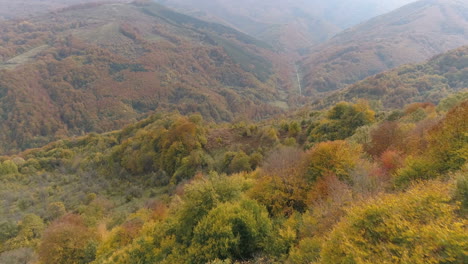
[0,92,466,263]
[314,46,468,109]
[0,1,295,153]
[0,0,466,154]
[0,1,467,263]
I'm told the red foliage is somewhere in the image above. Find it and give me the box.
[380,150,403,174]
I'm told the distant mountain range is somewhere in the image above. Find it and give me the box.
[155,0,418,52]
[300,0,468,96]
[306,0,418,28]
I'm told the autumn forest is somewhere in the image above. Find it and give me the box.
[0,0,467,264]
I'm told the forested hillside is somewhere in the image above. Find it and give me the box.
[0,1,467,263]
[314,45,468,109]
[1,0,467,154]
[0,1,294,153]
[0,93,466,263]
[300,0,468,96]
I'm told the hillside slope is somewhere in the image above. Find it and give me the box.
[313,46,468,109]
[300,0,468,96]
[0,93,466,264]
[0,1,292,153]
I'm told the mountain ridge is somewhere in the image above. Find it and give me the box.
[155,0,419,53]
[311,45,468,109]
[300,0,468,96]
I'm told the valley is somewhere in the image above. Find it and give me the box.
[0,1,467,264]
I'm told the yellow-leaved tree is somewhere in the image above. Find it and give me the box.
[321,181,467,264]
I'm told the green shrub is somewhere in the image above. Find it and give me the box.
[455,172,468,215]
[0,160,18,176]
[188,199,272,263]
[288,237,322,264]
[0,221,18,244]
[393,156,439,189]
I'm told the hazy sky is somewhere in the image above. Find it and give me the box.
[1,0,419,26]
[156,0,419,28]
[0,0,129,19]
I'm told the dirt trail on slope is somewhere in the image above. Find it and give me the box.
[0,45,49,70]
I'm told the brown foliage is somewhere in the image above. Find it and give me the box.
[404,102,436,115]
[365,122,404,157]
[307,172,343,203]
[38,214,99,264]
[0,2,290,153]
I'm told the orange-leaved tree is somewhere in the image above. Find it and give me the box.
[38,214,99,264]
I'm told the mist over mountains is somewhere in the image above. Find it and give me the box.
[0,0,129,20]
[155,0,419,51]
